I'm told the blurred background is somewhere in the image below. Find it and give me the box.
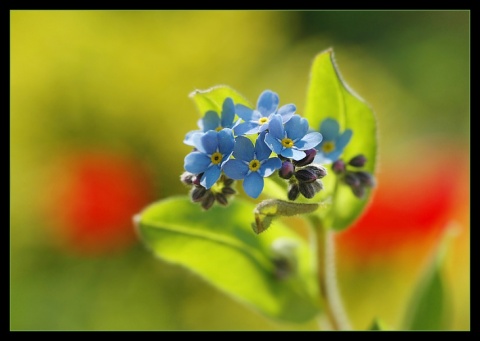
[10,10,469,330]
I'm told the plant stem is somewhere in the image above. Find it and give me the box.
[309,215,351,331]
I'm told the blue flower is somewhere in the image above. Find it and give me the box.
[234,90,296,136]
[184,128,235,189]
[264,114,323,161]
[184,97,238,146]
[223,131,281,199]
[313,118,353,164]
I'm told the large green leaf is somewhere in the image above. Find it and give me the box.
[303,48,378,231]
[401,227,456,330]
[189,84,252,115]
[135,196,320,323]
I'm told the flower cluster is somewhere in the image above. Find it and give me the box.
[181,89,374,210]
[331,154,376,199]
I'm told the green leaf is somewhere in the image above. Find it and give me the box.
[368,318,389,331]
[189,84,252,115]
[303,48,378,231]
[135,196,321,323]
[401,226,456,330]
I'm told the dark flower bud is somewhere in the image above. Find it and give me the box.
[201,192,215,210]
[191,186,207,202]
[344,172,361,188]
[223,177,235,187]
[192,173,203,186]
[279,160,295,179]
[295,168,318,183]
[221,187,236,195]
[293,148,317,167]
[304,164,327,179]
[354,171,376,187]
[180,172,195,185]
[351,185,366,199]
[348,154,367,168]
[287,183,300,201]
[215,193,228,206]
[299,180,323,199]
[332,159,346,174]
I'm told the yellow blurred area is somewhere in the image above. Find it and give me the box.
[10,10,469,330]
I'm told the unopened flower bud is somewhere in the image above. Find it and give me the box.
[295,168,318,183]
[191,186,207,202]
[348,154,367,168]
[293,149,317,167]
[299,180,323,199]
[223,177,235,187]
[287,183,300,201]
[354,171,376,187]
[192,173,203,186]
[332,159,346,174]
[180,172,195,185]
[304,164,327,179]
[344,172,361,188]
[351,185,366,199]
[279,161,295,179]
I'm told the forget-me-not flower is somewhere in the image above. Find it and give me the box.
[184,97,238,146]
[234,90,296,136]
[184,128,235,189]
[264,114,323,161]
[313,118,353,164]
[223,131,282,199]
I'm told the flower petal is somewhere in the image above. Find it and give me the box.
[285,115,308,141]
[259,157,282,177]
[336,129,353,150]
[201,111,221,131]
[277,104,296,123]
[243,172,264,199]
[234,121,258,136]
[222,159,249,179]
[221,97,235,128]
[233,135,255,161]
[267,114,285,140]
[217,128,235,155]
[235,104,254,121]
[200,130,219,154]
[319,118,340,141]
[183,129,201,146]
[257,90,279,117]
[184,152,211,174]
[281,148,306,161]
[264,132,283,155]
[295,132,323,150]
[201,165,222,189]
[254,131,272,161]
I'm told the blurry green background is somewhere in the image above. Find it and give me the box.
[10,10,469,330]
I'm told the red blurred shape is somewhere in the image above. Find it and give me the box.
[336,145,469,263]
[46,150,156,256]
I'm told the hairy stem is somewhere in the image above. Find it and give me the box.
[309,215,351,331]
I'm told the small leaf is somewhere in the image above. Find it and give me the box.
[401,225,457,330]
[303,48,378,231]
[189,84,252,115]
[135,196,321,323]
[368,318,389,331]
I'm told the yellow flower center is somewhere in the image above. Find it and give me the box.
[258,117,269,125]
[215,126,222,132]
[281,138,294,148]
[211,152,223,165]
[322,141,335,153]
[249,159,261,172]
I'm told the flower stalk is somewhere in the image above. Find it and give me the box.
[309,215,351,331]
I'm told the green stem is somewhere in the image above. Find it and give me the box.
[309,215,351,331]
